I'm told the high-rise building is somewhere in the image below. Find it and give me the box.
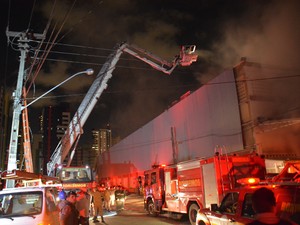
[92,125,112,155]
[0,86,12,171]
[56,112,71,139]
[0,86,5,170]
[71,144,95,167]
[39,104,70,174]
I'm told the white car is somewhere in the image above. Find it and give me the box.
[0,185,60,225]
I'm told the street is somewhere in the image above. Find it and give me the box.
[94,194,190,225]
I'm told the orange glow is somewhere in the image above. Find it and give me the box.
[237,177,260,185]
[248,178,257,184]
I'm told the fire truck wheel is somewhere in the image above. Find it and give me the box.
[147,200,158,216]
[188,203,199,225]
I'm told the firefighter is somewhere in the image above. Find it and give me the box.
[58,191,79,225]
[115,186,125,211]
[247,187,293,225]
[104,187,111,212]
[137,176,142,195]
[89,186,104,223]
[76,189,91,225]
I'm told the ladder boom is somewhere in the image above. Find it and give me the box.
[47,42,198,176]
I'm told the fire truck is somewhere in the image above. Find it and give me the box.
[143,152,266,225]
[196,161,300,225]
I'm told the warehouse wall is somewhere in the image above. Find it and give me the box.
[99,69,244,173]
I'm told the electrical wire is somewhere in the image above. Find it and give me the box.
[7,0,11,30]
[54,1,104,45]
[26,0,36,31]
[36,49,142,62]
[30,55,300,81]
[109,131,244,153]
[2,0,13,88]
[33,40,115,52]
[26,0,76,96]
[25,0,58,95]
[26,0,104,96]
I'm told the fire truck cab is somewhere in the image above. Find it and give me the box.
[55,165,95,190]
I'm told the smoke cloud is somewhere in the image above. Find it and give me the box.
[30,0,300,139]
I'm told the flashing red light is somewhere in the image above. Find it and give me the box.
[152,164,166,169]
[237,177,260,185]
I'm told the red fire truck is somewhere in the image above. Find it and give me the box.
[195,161,300,225]
[143,152,266,225]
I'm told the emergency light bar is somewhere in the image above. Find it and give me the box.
[237,177,260,185]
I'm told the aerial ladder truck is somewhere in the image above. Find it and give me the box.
[2,41,197,188]
[46,42,198,187]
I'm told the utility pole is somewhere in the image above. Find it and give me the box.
[171,127,179,164]
[5,29,44,188]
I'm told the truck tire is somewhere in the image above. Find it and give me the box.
[198,221,206,225]
[188,203,199,225]
[147,200,159,216]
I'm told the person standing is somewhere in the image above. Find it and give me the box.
[89,186,104,223]
[115,186,125,211]
[76,189,91,225]
[59,190,79,225]
[104,187,111,212]
[247,187,293,225]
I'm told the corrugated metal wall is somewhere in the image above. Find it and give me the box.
[98,69,244,176]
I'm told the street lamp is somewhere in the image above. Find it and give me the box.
[5,68,94,188]
[22,68,94,110]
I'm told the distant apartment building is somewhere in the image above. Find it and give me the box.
[39,104,70,174]
[92,126,112,155]
[0,86,5,170]
[71,144,96,167]
[56,112,71,139]
[0,86,11,171]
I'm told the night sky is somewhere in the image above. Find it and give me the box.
[1,0,299,143]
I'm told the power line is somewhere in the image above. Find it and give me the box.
[26,0,36,30]
[34,40,115,52]
[35,49,142,62]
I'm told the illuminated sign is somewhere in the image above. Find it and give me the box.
[179,178,201,187]
[63,183,89,188]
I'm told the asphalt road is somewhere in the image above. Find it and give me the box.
[93,194,190,225]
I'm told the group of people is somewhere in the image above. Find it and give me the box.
[58,186,121,225]
[58,186,296,225]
